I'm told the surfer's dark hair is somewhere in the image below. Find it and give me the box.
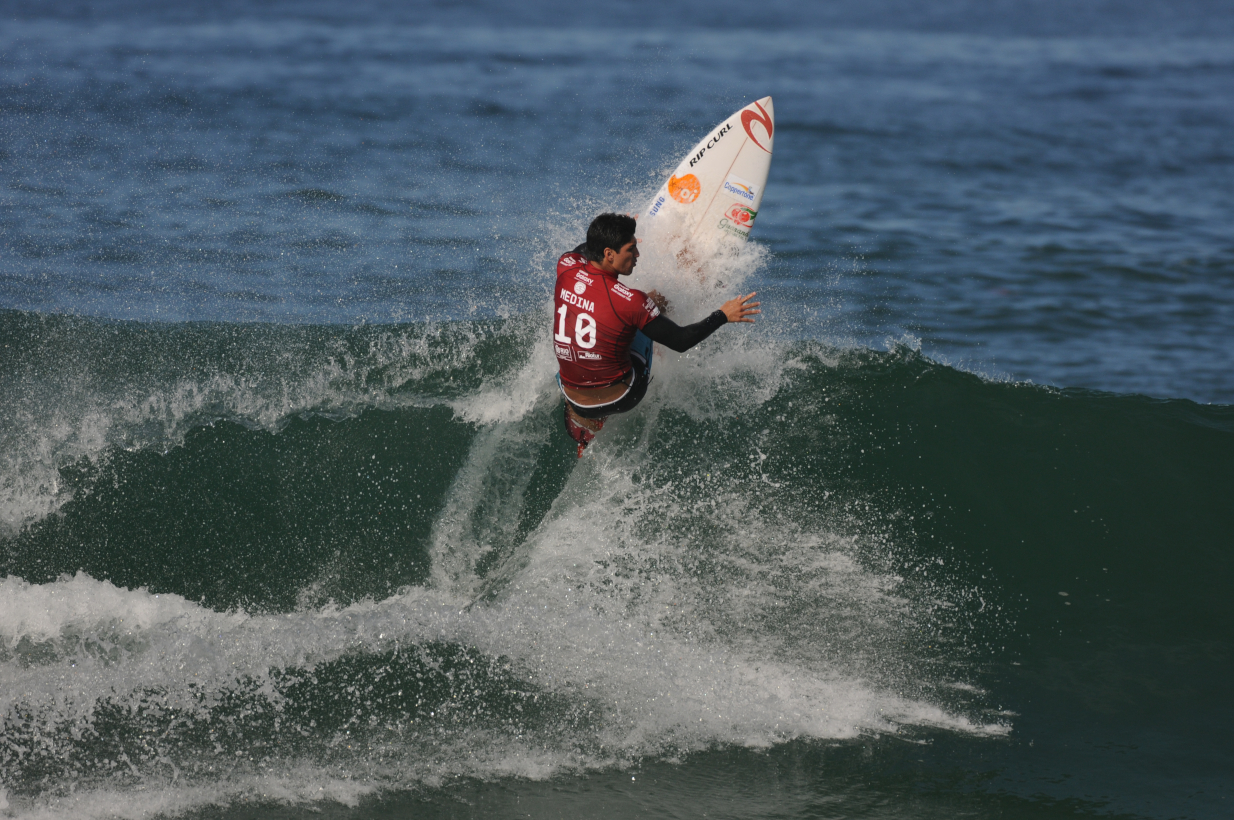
[583,213,637,262]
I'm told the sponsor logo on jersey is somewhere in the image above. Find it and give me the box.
[688,122,734,168]
[573,281,587,295]
[554,343,575,361]
[559,288,595,313]
[724,203,757,228]
[647,194,667,217]
[560,254,584,267]
[668,174,701,204]
[574,270,593,285]
[722,174,759,204]
[577,350,602,361]
[611,282,634,300]
[741,101,773,153]
[644,297,661,318]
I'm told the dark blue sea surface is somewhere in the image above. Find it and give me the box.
[1,2,1232,819]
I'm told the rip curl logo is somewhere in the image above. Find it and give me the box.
[725,203,757,228]
[741,101,773,153]
[668,174,701,204]
[688,123,733,168]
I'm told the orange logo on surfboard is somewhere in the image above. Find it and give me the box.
[668,174,701,204]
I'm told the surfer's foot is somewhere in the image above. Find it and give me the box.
[564,404,605,455]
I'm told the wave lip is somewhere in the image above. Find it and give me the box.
[0,310,538,537]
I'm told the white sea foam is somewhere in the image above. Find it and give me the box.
[1,494,1005,818]
[3,772,378,820]
[0,574,209,650]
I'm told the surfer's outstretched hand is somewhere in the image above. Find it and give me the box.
[721,292,760,323]
[648,289,671,315]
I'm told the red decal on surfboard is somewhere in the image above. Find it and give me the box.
[741,102,773,153]
[725,203,756,227]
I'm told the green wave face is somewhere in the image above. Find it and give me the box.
[2,310,1232,816]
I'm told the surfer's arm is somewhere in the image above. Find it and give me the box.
[640,312,727,353]
[640,292,759,353]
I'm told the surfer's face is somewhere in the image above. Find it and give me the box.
[605,239,639,276]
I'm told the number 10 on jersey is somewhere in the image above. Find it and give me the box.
[556,305,597,349]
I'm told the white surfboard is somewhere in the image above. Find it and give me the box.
[641,97,774,260]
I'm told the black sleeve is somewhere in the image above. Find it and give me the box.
[640,311,728,353]
[572,243,588,254]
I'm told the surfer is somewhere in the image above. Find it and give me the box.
[554,213,760,453]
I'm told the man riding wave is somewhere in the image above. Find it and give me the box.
[553,213,760,453]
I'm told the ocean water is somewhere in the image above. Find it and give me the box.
[1,1,1232,818]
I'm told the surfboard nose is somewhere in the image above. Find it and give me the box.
[742,97,774,153]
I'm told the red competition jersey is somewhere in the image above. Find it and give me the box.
[553,252,660,388]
